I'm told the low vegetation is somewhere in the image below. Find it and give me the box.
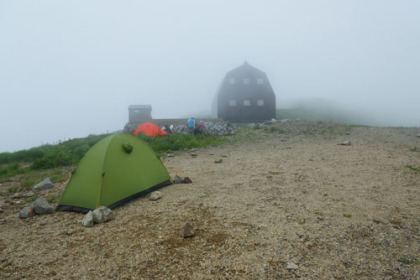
[405,165,420,173]
[276,105,371,126]
[0,132,230,182]
[0,134,108,169]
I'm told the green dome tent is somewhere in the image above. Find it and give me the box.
[57,134,172,213]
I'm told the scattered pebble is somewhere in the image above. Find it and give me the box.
[182,221,195,238]
[183,177,192,184]
[173,175,184,184]
[149,191,163,201]
[286,262,299,270]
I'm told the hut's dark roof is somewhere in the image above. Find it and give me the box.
[225,61,266,77]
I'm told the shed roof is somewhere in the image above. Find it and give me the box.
[128,105,152,110]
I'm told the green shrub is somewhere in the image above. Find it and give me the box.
[0,133,109,171]
[7,186,19,194]
[0,162,26,178]
[405,165,420,173]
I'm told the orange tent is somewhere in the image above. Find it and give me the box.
[132,122,168,137]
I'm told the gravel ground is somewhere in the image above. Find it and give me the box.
[0,122,419,279]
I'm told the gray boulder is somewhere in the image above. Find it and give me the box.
[11,193,22,199]
[23,191,35,198]
[19,206,35,219]
[92,206,112,224]
[31,197,54,215]
[12,191,35,199]
[32,177,55,191]
[82,211,94,227]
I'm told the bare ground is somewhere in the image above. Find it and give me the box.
[1,122,419,279]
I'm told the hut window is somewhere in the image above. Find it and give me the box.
[257,78,264,84]
[243,78,250,84]
[229,100,237,106]
[257,100,264,106]
[243,100,251,106]
[229,78,236,84]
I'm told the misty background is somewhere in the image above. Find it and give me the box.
[1,0,419,152]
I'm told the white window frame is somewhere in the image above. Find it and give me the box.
[257,99,264,106]
[243,99,251,106]
[229,100,237,106]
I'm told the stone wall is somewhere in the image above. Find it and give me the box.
[124,119,235,136]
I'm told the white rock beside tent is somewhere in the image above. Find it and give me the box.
[82,206,113,227]
[149,191,162,201]
[82,211,94,227]
[93,206,113,223]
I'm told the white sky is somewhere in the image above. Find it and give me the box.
[1,0,419,152]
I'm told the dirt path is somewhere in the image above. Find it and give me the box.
[1,123,419,279]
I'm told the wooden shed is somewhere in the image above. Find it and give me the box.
[128,105,152,123]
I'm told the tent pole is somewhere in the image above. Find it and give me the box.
[96,172,105,208]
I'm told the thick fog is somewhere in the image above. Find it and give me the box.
[1,0,419,152]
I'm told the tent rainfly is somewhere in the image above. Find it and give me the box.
[57,134,172,213]
[132,122,168,137]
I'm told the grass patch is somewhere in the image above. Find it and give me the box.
[47,195,59,204]
[409,147,418,152]
[0,162,26,178]
[389,219,403,225]
[405,165,420,173]
[389,219,404,229]
[21,169,69,190]
[398,257,418,265]
[7,186,19,194]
